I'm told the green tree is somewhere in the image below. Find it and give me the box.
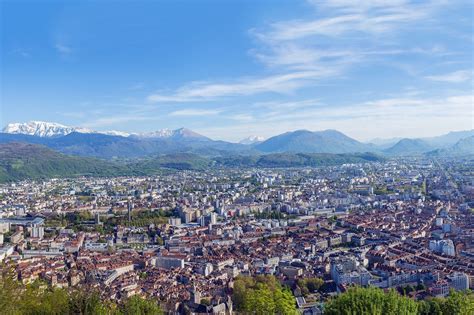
[275,287,298,315]
[233,275,296,315]
[442,289,474,315]
[0,263,22,314]
[68,289,110,315]
[324,287,418,315]
[297,277,324,296]
[120,295,162,315]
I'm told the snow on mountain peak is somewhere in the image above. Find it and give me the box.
[2,121,207,140]
[135,128,208,140]
[2,121,79,137]
[137,129,174,138]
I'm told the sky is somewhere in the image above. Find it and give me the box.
[1,0,473,142]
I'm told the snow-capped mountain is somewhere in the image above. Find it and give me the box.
[136,129,175,138]
[135,128,209,140]
[100,130,132,137]
[239,135,265,145]
[2,121,93,137]
[2,121,209,141]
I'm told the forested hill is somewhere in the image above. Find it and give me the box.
[0,142,134,182]
[0,143,385,183]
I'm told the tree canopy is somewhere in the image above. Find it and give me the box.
[324,286,474,315]
[233,275,297,315]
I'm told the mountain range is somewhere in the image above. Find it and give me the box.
[1,121,472,159]
[2,121,210,140]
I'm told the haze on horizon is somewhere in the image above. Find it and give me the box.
[1,0,473,142]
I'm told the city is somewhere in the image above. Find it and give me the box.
[0,156,472,313]
[1,0,473,314]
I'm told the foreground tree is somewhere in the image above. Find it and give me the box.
[233,275,297,315]
[418,290,474,315]
[324,286,418,315]
[325,286,474,315]
[120,295,163,315]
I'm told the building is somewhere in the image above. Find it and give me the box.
[30,225,44,239]
[168,217,181,226]
[447,272,470,291]
[330,256,371,286]
[431,280,450,297]
[429,239,455,256]
[11,231,23,244]
[152,255,185,270]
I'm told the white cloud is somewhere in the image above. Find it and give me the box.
[55,43,72,54]
[314,0,409,11]
[254,98,322,110]
[169,109,222,116]
[147,70,334,102]
[11,48,30,58]
[83,114,156,128]
[424,70,472,83]
[257,2,433,42]
[146,0,451,105]
[229,114,255,122]
[199,93,473,141]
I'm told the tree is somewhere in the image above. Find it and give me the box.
[416,283,426,291]
[275,287,298,315]
[68,289,110,315]
[120,295,162,315]
[297,277,324,296]
[442,289,474,315]
[233,275,296,315]
[0,263,23,314]
[324,287,418,315]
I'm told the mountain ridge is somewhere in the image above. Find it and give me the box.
[255,129,375,154]
[2,121,472,157]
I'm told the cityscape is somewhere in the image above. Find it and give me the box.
[0,151,473,313]
[1,0,473,314]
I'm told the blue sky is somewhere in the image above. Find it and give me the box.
[1,0,473,142]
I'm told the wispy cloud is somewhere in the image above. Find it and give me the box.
[169,109,222,116]
[229,114,255,122]
[424,70,472,83]
[11,48,31,58]
[254,1,437,42]
[249,0,449,75]
[128,82,145,91]
[83,114,156,128]
[254,99,322,110]
[147,0,451,106]
[55,43,72,54]
[147,70,334,102]
[199,93,473,141]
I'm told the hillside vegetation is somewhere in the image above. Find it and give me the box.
[0,143,134,182]
[0,143,384,183]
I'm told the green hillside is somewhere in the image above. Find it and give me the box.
[214,152,384,168]
[0,143,385,183]
[0,143,133,182]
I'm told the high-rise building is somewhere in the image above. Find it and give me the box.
[31,225,44,239]
[447,272,470,291]
[210,212,217,225]
[127,199,133,222]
